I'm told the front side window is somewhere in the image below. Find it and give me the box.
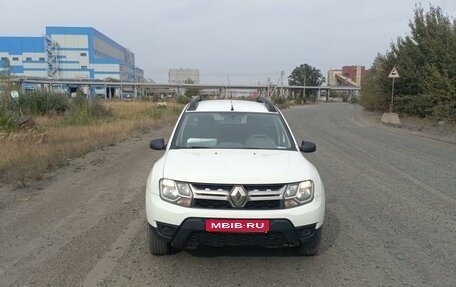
[171,112,295,150]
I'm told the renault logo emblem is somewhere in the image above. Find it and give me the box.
[230,186,247,207]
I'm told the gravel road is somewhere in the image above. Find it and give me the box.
[0,103,455,287]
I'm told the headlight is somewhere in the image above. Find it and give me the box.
[160,179,193,207]
[284,181,314,208]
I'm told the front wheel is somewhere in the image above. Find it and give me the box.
[296,227,322,256]
[147,223,173,255]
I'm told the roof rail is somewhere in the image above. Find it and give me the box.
[257,96,277,112]
[187,95,203,111]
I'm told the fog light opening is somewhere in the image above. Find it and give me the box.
[284,199,298,208]
[177,197,192,207]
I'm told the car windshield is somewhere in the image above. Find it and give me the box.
[171,112,295,150]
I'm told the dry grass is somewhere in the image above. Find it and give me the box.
[0,100,182,185]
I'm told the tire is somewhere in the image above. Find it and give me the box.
[296,227,322,256]
[147,223,172,255]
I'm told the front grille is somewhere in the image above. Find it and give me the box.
[244,200,282,209]
[191,183,233,192]
[185,231,290,248]
[194,199,282,209]
[244,184,285,192]
[194,199,232,209]
[191,183,286,210]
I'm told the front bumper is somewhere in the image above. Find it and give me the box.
[152,218,318,249]
[146,193,325,229]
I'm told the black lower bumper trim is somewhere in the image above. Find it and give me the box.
[153,218,316,249]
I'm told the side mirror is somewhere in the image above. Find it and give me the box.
[150,138,166,150]
[299,141,316,153]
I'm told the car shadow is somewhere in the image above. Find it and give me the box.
[187,245,297,257]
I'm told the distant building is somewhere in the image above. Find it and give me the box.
[135,67,145,82]
[169,68,199,84]
[327,66,368,87]
[0,26,143,81]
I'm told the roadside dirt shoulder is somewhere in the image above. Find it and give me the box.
[353,106,456,145]
[0,125,172,286]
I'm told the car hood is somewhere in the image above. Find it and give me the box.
[162,149,316,184]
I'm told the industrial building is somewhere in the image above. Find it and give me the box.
[168,68,199,84]
[327,66,367,87]
[0,26,144,82]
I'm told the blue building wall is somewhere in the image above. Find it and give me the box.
[45,26,136,80]
[0,37,44,54]
[0,27,142,81]
[0,37,48,77]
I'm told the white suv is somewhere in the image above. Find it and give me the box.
[146,96,325,255]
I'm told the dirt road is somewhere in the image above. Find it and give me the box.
[1,103,455,286]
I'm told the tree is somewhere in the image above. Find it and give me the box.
[0,58,22,131]
[184,78,201,98]
[360,5,456,121]
[0,57,11,78]
[288,64,325,100]
[360,53,391,110]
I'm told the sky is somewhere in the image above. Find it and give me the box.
[1,0,456,84]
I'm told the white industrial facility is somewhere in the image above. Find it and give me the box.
[168,68,199,84]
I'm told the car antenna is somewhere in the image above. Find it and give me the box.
[227,74,234,111]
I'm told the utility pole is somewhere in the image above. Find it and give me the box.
[280,70,284,98]
[303,73,306,100]
[227,74,232,99]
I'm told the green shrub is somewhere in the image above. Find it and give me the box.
[341,94,349,102]
[386,94,456,121]
[19,92,69,115]
[89,99,112,118]
[176,95,190,104]
[65,96,112,125]
[272,97,285,105]
[0,110,18,132]
[294,96,307,105]
[447,102,456,121]
[171,105,183,116]
[272,97,290,109]
[395,95,435,118]
[146,107,164,120]
[0,92,20,132]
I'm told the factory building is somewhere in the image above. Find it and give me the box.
[327,66,367,87]
[0,26,144,82]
